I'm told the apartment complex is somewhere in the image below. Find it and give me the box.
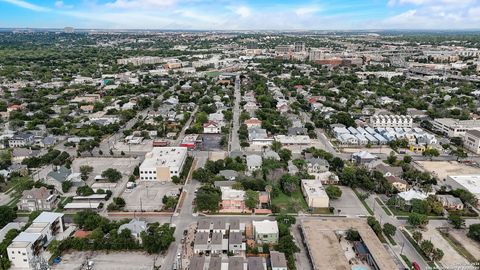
[370,115,413,128]
[464,129,480,154]
[432,118,480,137]
[139,147,188,181]
[8,212,64,269]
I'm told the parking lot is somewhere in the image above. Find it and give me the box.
[113,140,154,154]
[417,161,480,181]
[71,157,140,183]
[52,251,159,270]
[122,181,181,211]
[329,186,369,217]
[199,134,223,151]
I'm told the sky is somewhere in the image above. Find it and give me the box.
[0,0,479,30]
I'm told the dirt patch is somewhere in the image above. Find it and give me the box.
[416,161,480,181]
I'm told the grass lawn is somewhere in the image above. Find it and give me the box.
[438,230,478,263]
[271,190,308,213]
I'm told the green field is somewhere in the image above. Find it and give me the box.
[271,190,308,213]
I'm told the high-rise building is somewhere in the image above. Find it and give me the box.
[294,42,305,52]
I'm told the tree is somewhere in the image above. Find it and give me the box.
[62,181,73,193]
[387,152,397,165]
[245,190,259,211]
[451,189,476,205]
[367,217,382,236]
[280,174,300,195]
[448,214,465,229]
[450,149,467,161]
[325,185,342,199]
[101,168,122,182]
[271,141,282,152]
[346,229,361,241]
[141,223,175,254]
[422,148,440,160]
[420,240,434,257]
[431,248,444,262]
[192,168,212,183]
[403,155,412,163]
[113,197,126,208]
[278,148,292,162]
[80,165,94,181]
[383,223,396,237]
[408,213,428,228]
[76,186,94,196]
[196,186,221,213]
[467,224,480,242]
[0,206,17,227]
[412,231,423,243]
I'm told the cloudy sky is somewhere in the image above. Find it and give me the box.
[0,0,479,30]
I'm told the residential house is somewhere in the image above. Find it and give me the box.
[12,148,38,163]
[17,187,57,211]
[372,163,403,178]
[244,118,262,129]
[220,187,246,213]
[8,133,34,148]
[248,128,273,146]
[306,158,329,174]
[351,151,378,165]
[228,231,245,255]
[118,219,147,244]
[219,170,239,181]
[246,155,262,175]
[248,257,267,270]
[263,150,280,161]
[436,195,464,210]
[386,176,408,192]
[270,251,288,270]
[252,220,278,244]
[203,121,221,134]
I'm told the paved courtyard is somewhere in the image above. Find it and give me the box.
[52,251,159,270]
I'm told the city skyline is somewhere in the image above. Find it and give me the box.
[0,0,479,30]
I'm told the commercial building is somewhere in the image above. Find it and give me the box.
[252,220,278,244]
[432,118,480,137]
[301,179,330,209]
[139,147,188,181]
[370,115,413,128]
[8,212,64,269]
[447,175,480,207]
[300,219,398,270]
[464,129,480,154]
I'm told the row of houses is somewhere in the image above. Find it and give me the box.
[333,125,436,146]
[189,253,287,270]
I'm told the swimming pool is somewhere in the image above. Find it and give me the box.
[351,266,369,270]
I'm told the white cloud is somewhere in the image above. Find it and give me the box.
[230,6,251,18]
[295,5,321,16]
[1,0,51,12]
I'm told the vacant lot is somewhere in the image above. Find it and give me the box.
[422,225,471,268]
[448,229,480,259]
[417,161,480,181]
[52,251,159,270]
[122,181,181,211]
[271,189,308,213]
[71,157,140,182]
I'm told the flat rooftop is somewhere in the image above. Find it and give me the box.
[448,175,480,195]
[301,179,328,198]
[140,147,187,169]
[301,218,397,270]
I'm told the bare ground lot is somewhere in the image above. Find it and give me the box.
[417,161,480,181]
[52,251,159,270]
[340,146,393,154]
[122,181,181,211]
[449,229,480,259]
[423,225,471,268]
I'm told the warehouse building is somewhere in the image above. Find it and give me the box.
[139,147,188,181]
